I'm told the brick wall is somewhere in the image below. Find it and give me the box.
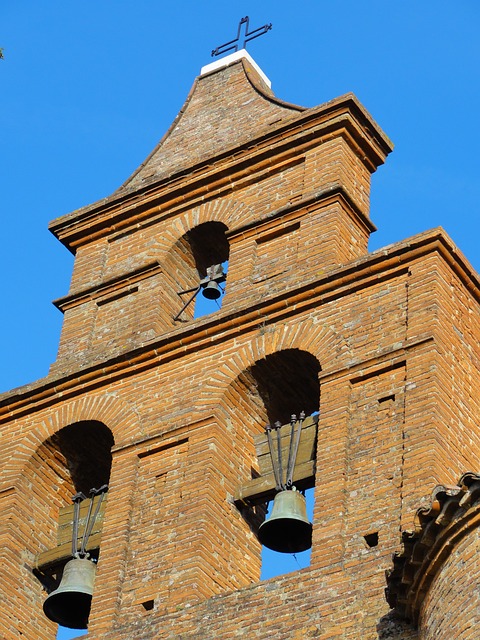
[0,54,479,639]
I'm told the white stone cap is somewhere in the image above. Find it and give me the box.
[200,49,271,88]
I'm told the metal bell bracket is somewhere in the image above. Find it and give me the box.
[71,485,108,560]
[265,412,306,492]
[174,263,227,321]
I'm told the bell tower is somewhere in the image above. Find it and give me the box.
[1,49,480,640]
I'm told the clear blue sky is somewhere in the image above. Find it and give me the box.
[2,3,479,638]
[2,1,479,393]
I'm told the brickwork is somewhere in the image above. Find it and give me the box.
[52,159,374,371]
[420,525,480,639]
[0,53,479,639]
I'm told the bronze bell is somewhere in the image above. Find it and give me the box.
[202,280,222,300]
[43,557,96,629]
[258,489,312,553]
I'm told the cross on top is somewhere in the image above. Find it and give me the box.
[211,16,272,58]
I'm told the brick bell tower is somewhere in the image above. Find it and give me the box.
[1,50,480,640]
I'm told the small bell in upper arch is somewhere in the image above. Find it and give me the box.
[202,280,222,300]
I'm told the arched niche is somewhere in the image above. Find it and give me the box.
[165,221,229,321]
[220,348,321,500]
[19,421,113,554]
[28,423,113,585]
[55,420,114,494]
[184,221,229,278]
[219,349,321,581]
[8,421,114,636]
[248,349,321,425]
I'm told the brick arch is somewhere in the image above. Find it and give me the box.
[200,320,350,405]
[6,393,142,627]
[17,393,143,480]
[185,197,255,231]
[150,198,255,258]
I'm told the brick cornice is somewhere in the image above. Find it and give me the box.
[53,262,162,312]
[226,184,376,241]
[386,472,480,626]
[0,228,478,423]
[49,94,392,253]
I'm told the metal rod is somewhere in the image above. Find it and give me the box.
[79,492,95,558]
[80,485,108,556]
[275,421,284,490]
[71,492,86,558]
[266,425,282,491]
[286,411,305,488]
[173,285,201,321]
[285,414,297,488]
[244,23,272,46]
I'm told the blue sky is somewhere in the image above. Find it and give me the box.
[2,1,480,394]
[2,2,480,638]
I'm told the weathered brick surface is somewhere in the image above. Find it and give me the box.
[116,58,304,194]
[0,54,479,639]
[420,520,480,639]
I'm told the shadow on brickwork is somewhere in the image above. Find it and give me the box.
[377,611,419,639]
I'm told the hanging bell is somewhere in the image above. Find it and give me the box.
[258,489,312,553]
[202,280,222,300]
[43,557,96,629]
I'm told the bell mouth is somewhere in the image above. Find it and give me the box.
[43,590,92,629]
[202,282,222,300]
[258,517,312,553]
[257,489,312,553]
[43,557,96,629]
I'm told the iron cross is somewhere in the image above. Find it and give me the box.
[211,16,272,58]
